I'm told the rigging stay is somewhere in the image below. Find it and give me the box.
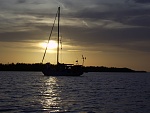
[42,8,58,63]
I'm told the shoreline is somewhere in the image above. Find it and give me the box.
[0,63,147,73]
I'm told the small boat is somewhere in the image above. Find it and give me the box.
[42,7,83,76]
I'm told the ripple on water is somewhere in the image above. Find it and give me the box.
[0,72,150,113]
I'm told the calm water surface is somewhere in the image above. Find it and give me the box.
[0,72,150,113]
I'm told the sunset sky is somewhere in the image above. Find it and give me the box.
[0,0,150,71]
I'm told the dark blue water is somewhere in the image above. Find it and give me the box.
[0,72,150,113]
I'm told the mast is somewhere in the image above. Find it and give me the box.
[57,7,60,65]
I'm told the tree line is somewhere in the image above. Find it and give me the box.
[0,63,146,72]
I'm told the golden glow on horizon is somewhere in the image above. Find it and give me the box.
[40,40,57,50]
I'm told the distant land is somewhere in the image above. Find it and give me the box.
[0,63,146,73]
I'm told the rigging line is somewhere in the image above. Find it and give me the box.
[42,10,58,63]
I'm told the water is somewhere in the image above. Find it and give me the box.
[0,72,150,113]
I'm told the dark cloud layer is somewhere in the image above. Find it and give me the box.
[17,0,26,4]
[134,0,150,4]
[0,0,150,53]
[71,2,150,28]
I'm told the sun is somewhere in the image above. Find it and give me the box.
[40,40,57,49]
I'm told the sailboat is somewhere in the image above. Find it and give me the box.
[42,7,84,76]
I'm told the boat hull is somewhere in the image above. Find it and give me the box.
[42,69,83,76]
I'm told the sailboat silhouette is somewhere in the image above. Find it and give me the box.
[42,7,84,76]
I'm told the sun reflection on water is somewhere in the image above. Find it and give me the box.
[40,77,63,112]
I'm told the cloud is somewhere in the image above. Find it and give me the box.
[60,23,150,53]
[70,1,150,28]
[0,0,150,53]
[17,0,26,4]
[133,0,150,4]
